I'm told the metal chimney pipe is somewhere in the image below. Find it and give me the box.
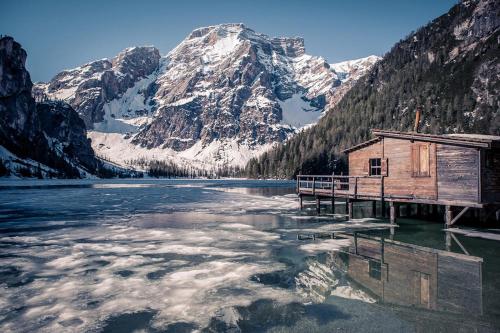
[414,107,422,132]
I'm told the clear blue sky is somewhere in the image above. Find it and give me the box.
[1,0,458,82]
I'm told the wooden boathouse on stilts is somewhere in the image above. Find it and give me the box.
[297,129,500,227]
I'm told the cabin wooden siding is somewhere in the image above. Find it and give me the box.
[383,138,437,200]
[436,144,479,203]
[347,140,383,197]
[482,148,500,203]
[348,137,438,200]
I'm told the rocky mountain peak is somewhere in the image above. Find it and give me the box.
[111,46,161,78]
[35,24,379,169]
[187,23,247,40]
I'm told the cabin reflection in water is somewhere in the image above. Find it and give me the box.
[333,235,483,315]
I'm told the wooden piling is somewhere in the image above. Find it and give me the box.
[372,201,377,217]
[316,197,321,215]
[348,200,353,219]
[299,194,303,210]
[331,198,335,214]
[445,231,451,251]
[389,202,396,224]
[445,205,452,227]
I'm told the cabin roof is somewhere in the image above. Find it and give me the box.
[343,130,500,153]
[342,137,382,153]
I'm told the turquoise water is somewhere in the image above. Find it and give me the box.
[0,179,498,332]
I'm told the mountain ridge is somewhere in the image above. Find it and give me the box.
[35,23,379,170]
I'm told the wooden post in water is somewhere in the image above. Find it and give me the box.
[354,231,358,255]
[372,201,377,217]
[445,231,451,251]
[445,205,452,227]
[299,194,303,210]
[316,197,321,215]
[331,174,335,214]
[348,200,353,219]
[389,201,396,224]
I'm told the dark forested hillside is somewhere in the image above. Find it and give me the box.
[244,0,499,179]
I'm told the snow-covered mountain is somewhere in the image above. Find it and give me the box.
[35,23,379,169]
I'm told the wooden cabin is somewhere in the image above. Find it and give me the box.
[297,130,500,225]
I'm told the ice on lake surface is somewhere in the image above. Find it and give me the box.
[0,179,499,332]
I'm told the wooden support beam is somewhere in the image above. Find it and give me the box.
[299,194,303,211]
[449,206,470,226]
[445,205,453,227]
[416,204,422,218]
[316,197,321,215]
[348,201,353,219]
[449,232,470,255]
[331,198,335,214]
[389,202,396,224]
[372,201,377,217]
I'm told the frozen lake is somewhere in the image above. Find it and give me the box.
[0,179,499,332]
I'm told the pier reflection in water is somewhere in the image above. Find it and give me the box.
[296,231,493,332]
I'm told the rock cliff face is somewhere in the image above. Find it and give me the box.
[36,24,379,168]
[0,36,38,153]
[0,36,98,178]
[36,101,97,172]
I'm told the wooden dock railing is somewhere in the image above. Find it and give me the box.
[296,175,383,199]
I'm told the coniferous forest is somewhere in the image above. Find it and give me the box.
[244,1,499,179]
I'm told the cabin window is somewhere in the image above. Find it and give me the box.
[411,144,430,177]
[369,260,381,280]
[369,158,382,176]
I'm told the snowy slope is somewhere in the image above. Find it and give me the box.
[330,55,381,83]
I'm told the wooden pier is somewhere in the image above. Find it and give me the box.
[297,130,500,226]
